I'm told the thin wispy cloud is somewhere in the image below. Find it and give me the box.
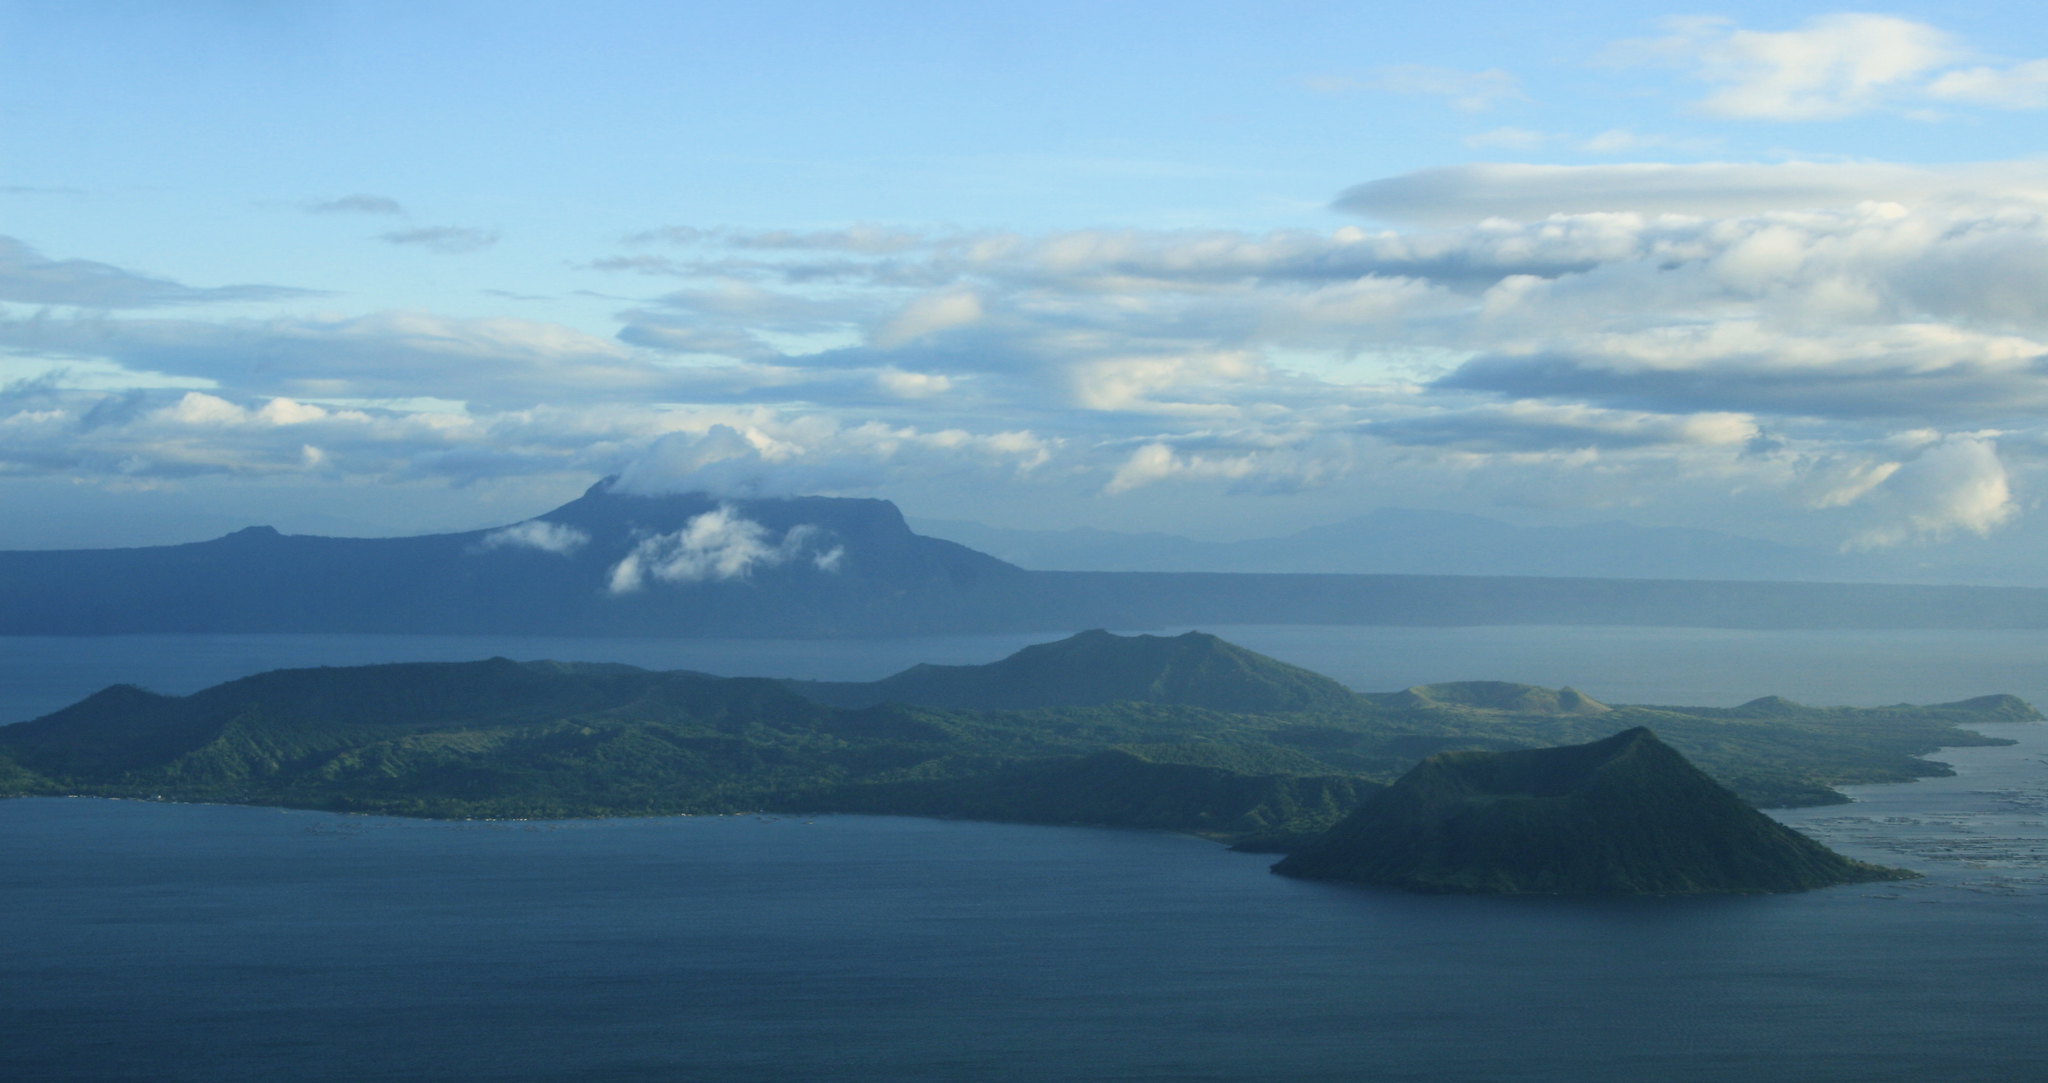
[379,226,501,254]
[306,193,407,216]
[0,236,317,308]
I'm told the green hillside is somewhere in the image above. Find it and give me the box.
[0,631,2034,846]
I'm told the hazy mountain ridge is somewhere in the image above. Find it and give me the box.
[7,483,2048,634]
[914,507,2039,585]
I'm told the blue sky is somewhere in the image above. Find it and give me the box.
[6,2,2048,563]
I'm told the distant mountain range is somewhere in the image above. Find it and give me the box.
[0,480,1020,636]
[9,478,2048,635]
[913,507,2018,583]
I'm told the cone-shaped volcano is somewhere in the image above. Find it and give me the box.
[1273,728,1911,895]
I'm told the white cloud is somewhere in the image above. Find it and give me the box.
[871,288,984,348]
[480,519,590,555]
[1615,14,2048,121]
[1069,351,1264,413]
[605,506,841,591]
[1847,437,2016,548]
[21,162,2048,554]
[1103,433,1355,495]
[1929,60,2048,109]
[154,393,343,428]
[612,418,1055,498]
[1619,14,1960,120]
[874,368,953,398]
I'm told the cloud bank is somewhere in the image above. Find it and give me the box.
[10,154,2048,551]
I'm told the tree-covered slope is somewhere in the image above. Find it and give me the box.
[1273,728,1912,895]
[0,654,1373,836]
[0,631,2033,842]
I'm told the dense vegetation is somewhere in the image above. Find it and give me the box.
[1273,728,1913,894]
[0,631,2031,849]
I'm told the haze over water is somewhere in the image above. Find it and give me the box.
[5,627,2048,1081]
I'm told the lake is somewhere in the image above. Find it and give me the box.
[4,627,2047,1081]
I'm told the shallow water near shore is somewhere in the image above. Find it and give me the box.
[5,627,2048,1081]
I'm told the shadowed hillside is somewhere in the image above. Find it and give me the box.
[1273,728,1913,895]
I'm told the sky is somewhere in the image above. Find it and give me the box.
[6,2,2048,561]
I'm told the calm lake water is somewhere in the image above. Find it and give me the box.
[4,627,2048,1081]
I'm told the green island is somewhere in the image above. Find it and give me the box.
[1274,728,1913,894]
[0,630,2030,892]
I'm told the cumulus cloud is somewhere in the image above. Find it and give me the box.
[1616,14,1960,120]
[479,519,590,555]
[613,420,1054,498]
[379,227,500,254]
[19,160,2048,554]
[605,505,842,591]
[1847,437,2016,548]
[1104,432,1357,495]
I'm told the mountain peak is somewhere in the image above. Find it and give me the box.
[1273,727,1912,895]
[790,629,1362,713]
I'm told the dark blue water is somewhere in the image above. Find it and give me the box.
[5,798,2045,1083]
[6,629,2048,1081]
